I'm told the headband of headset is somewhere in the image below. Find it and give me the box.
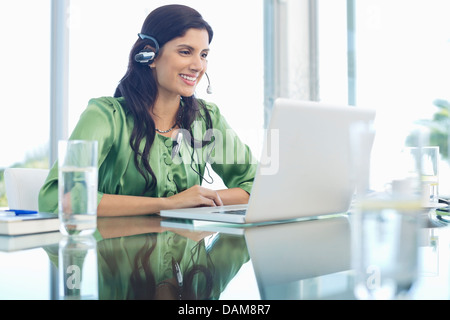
[138,33,160,53]
[135,33,160,64]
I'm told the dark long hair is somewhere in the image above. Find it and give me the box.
[114,5,214,193]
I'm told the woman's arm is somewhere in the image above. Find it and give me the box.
[217,187,250,205]
[97,193,167,216]
[97,185,249,217]
[97,185,247,216]
[97,216,215,241]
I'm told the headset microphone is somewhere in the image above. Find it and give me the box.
[205,73,213,94]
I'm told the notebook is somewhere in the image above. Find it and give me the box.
[160,98,376,224]
[0,211,60,235]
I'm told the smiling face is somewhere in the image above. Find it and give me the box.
[151,28,210,99]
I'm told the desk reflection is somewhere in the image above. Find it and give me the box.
[45,216,250,300]
[163,215,352,300]
[243,215,351,299]
[10,212,450,300]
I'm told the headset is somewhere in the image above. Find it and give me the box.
[135,33,160,65]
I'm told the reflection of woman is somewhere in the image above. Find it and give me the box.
[97,231,249,300]
[38,4,256,216]
[44,216,249,300]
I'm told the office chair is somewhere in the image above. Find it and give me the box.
[4,168,50,211]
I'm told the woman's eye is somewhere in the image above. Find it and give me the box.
[180,50,190,55]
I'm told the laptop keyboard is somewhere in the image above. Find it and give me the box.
[212,209,247,215]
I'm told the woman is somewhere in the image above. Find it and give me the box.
[38,5,257,216]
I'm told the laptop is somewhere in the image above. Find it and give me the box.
[160,98,376,224]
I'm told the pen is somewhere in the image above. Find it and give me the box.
[3,209,38,215]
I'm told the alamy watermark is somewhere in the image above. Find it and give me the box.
[66,265,82,290]
[365,265,381,290]
[170,120,280,175]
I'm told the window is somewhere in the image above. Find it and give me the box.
[351,0,450,194]
[278,0,450,194]
[0,0,51,207]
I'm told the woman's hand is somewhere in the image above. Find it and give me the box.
[166,185,223,208]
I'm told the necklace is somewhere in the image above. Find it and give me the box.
[155,104,182,133]
[155,122,178,133]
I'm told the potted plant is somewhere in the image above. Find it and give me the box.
[406,99,450,159]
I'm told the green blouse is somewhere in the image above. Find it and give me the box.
[38,96,257,214]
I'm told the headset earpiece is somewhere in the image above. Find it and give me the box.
[135,33,160,65]
[135,50,156,64]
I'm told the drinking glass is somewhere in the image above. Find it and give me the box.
[404,146,439,205]
[58,140,98,236]
[350,123,422,299]
[59,235,98,299]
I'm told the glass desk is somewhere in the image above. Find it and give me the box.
[1,211,449,301]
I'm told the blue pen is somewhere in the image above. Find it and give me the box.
[5,209,38,215]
